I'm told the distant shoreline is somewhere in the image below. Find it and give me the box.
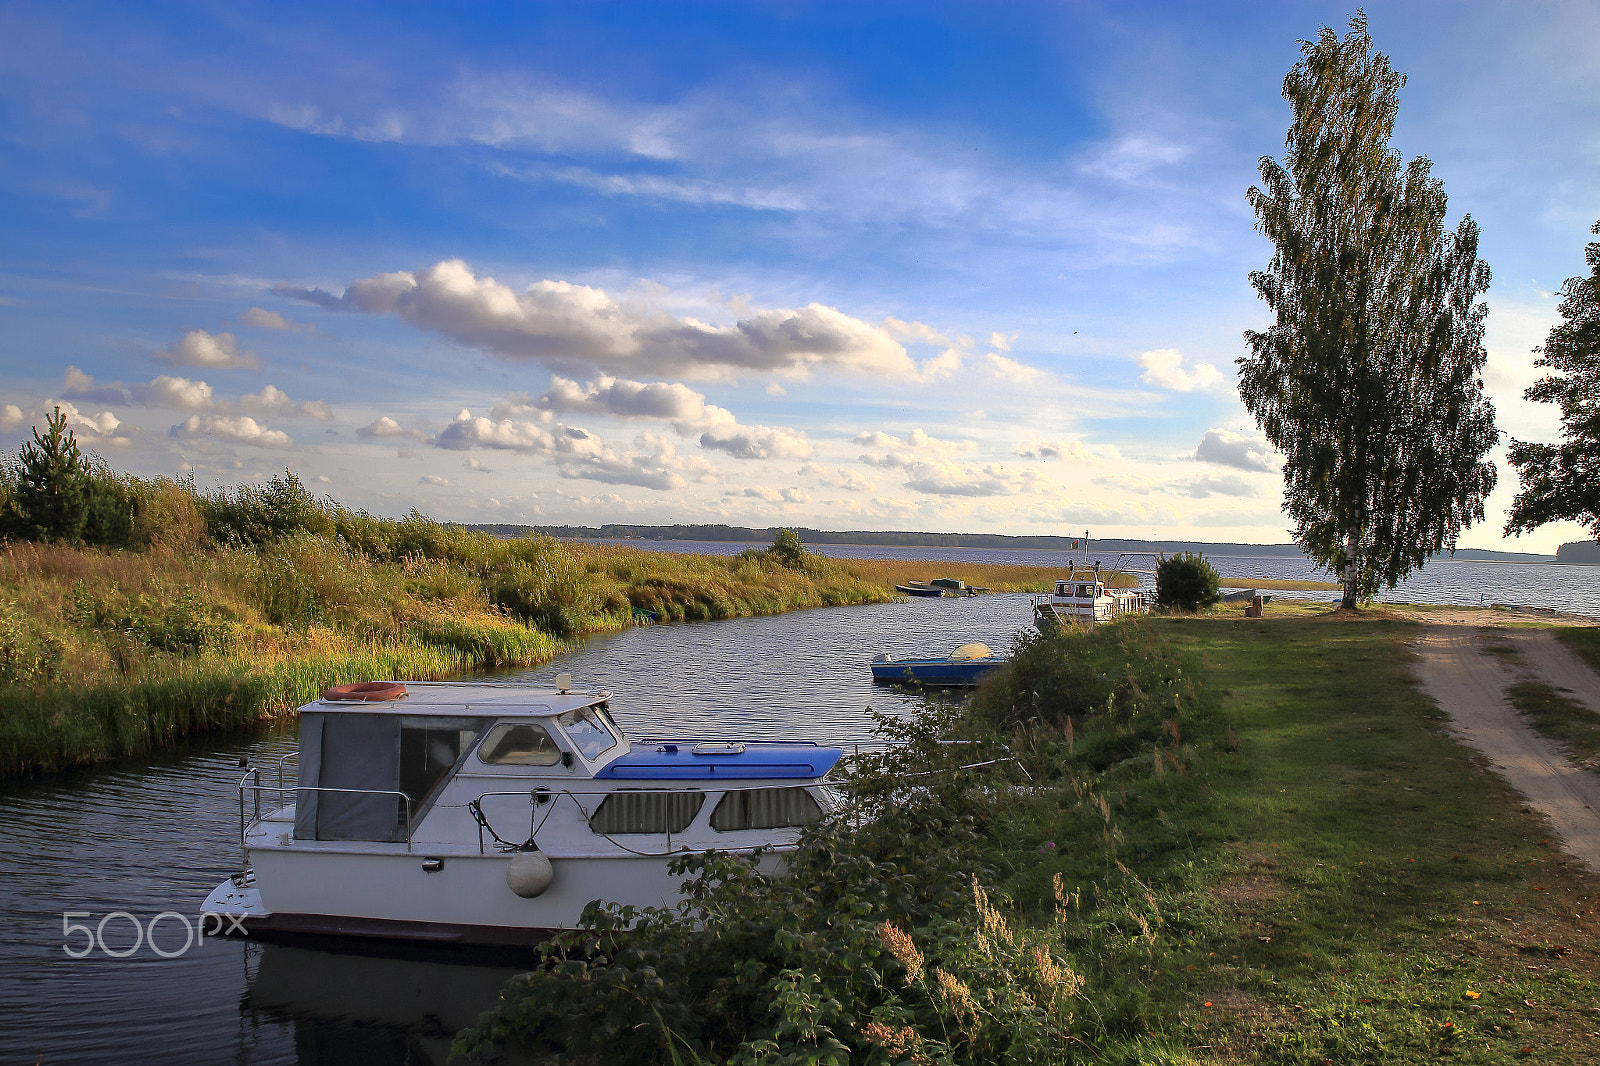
[463,523,1564,565]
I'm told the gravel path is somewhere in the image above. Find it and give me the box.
[1411,625,1600,874]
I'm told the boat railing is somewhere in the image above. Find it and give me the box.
[630,736,825,748]
[236,768,415,850]
[465,780,843,858]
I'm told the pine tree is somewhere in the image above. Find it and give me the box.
[13,408,94,543]
[1503,220,1600,540]
[1240,13,1498,608]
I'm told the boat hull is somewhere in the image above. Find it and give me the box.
[895,583,946,597]
[870,658,1002,685]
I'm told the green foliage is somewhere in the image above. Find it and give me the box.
[457,623,1219,1065]
[1153,552,1221,611]
[67,579,222,654]
[200,470,335,547]
[8,408,95,544]
[1505,219,1600,539]
[1241,14,1497,608]
[0,600,64,685]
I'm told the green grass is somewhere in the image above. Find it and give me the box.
[1117,613,1600,1063]
[1555,628,1600,675]
[1505,680,1600,765]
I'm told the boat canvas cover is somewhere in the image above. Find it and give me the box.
[294,713,402,842]
[598,744,843,780]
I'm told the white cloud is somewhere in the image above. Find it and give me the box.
[505,375,812,459]
[556,433,717,492]
[882,317,953,347]
[1194,428,1278,472]
[1014,439,1118,462]
[1138,348,1224,392]
[238,385,332,420]
[419,474,453,487]
[919,347,963,380]
[170,414,293,449]
[144,375,216,410]
[153,329,260,370]
[698,424,811,461]
[854,428,976,469]
[0,405,22,430]
[902,459,1037,497]
[278,259,916,381]
[983,352,1045,385]
[1175,473,1259,499]
[240,307,313,333]
[435,410,558,453]
[799,463,875,493]
[464,457,493,473]
[357,416,429,442]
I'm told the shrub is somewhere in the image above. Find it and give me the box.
[0,600,65,685]
[1154,552,1221,611]
[201,470,335,547]
[129,476,207,552]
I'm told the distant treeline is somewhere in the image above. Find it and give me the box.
[1556,540,1600,565]
[466,523,1557,563]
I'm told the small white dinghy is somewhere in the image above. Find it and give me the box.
[203,678,843,945]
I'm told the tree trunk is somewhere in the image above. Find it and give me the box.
[1342,530,1359,609]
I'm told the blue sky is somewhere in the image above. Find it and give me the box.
[2,1,1596,551]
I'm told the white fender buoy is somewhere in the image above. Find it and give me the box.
[506,842,553,898]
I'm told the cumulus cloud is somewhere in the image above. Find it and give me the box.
[556,433,718,492]
[698,424,811,460]
[502,375,811,459]
[919,347,963,380]
[419,474,453,487]
[1138,348,1224,391]
[732,485,811,504]
[464,457,493,473]
[240,307,313,333]
[435,410,558,453]
[277,259,916,381]
[882,317,952,347]
[154,329,260,370]
[798,463,875,493]
[170,414,293,449]
[0,405,22,430]
[901,459,1037,497]
[983,352,1044,384]
[854,428,976,469]
[1175,473,1259,499]
[238,385,332,420]
[357,416,429,442]
[1194,428,1278,472]
[1014,439,1118,462]
[65,366,328,418]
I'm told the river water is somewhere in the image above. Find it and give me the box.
[590,540,1600,617]
[0,594,1033,1065]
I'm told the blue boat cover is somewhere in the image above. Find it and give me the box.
[597,743,843,780]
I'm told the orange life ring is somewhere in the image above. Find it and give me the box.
[321,681,408,702]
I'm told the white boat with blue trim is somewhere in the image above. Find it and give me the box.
[203,678,843,945]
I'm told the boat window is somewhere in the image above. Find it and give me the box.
[557,706,618,760]
[588,791,704,834]
[710,787,822,832]
[398,718,486,824]
[477,722,563,766]
[1077,584,1092,597]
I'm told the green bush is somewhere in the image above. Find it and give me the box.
[1154,552,1221,611]
[201,470,335,547]
[0,600,64,685]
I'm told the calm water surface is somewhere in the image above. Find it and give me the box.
[592,540,1600,616]
[0,595,1033,1065]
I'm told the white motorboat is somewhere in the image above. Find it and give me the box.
[1032,573,1150,631]
[203,679,843,945]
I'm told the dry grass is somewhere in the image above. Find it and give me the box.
[827,556,1140,592]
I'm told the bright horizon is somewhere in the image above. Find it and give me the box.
[2,2,1596,554]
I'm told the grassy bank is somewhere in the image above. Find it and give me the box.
[459,609,1600,1064]
[0,524,913,779]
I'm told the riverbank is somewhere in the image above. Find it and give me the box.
[460,608,1600,1064]
[0,524,1107,779]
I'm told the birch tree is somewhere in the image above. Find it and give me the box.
[1241,12,1498,608]
[1503,220,1600,540]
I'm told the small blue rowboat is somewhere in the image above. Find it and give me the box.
[870,643,1005,686]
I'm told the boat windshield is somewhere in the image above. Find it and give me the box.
[557,706,618,760]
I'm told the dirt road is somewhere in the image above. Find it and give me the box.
[1411,625,1600,874]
